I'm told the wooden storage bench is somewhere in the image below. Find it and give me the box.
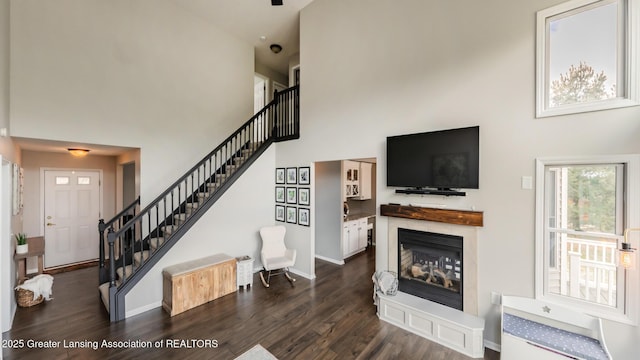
[162,253,237,316]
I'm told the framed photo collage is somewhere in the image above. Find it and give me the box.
[275,166,310,226]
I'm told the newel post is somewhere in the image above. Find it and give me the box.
[107,228,117,288]
[98,219,106,268]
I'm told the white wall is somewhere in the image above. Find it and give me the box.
[0,0,14,159]
[289,0,640,358]
[9,0,255,207]
[125,146,276,315]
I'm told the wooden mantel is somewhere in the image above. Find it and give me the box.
[380,204,483,227]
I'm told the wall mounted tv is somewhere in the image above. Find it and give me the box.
[386,126,479,196]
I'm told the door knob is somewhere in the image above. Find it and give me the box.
[46,222,56,226]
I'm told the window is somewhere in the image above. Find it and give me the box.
[55,176,70,185]
[536,0,639,117]
[77,177,91,185]
[536,155,639,324]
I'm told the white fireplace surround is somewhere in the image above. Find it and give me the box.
[379,216,484,358]
[387,217,479,315]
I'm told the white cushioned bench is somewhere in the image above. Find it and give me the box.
[501,295,611,360]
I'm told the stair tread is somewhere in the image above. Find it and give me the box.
[116,265,134,280]
[98,283,110,312]
[149,237,165,250]
[133,250,150,265]
[162,224,179,232]
[196,192,211,198]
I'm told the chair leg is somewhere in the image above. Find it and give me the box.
[284,268,296,286]
[259,270,270,288]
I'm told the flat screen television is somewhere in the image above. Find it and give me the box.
[386,126,479,193]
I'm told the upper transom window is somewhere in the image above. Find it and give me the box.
[536,0,639,117]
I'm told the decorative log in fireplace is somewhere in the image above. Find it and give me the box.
[411,265,454,289]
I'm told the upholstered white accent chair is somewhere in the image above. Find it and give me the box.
[259,225,296,288]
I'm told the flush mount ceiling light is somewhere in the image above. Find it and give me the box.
[68,148,90,157]
[270,44,283,54]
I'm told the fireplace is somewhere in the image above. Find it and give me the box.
[397,228,463,310]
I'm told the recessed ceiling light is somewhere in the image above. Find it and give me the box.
[259,35,267,42]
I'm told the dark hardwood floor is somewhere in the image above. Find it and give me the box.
[2,247,500,359]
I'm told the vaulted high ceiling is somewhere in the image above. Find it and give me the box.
[172,0,314,76]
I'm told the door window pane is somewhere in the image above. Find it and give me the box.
[55,176,70,185]
[77,177,91,185]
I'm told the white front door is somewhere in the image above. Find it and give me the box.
[44,170,101,268]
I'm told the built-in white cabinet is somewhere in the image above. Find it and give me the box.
[343,160,360,199]
[343,161,372,200]
[343,218,368,258]
[357,162,372,200]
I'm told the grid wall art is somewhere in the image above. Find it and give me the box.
[275,166,310,226]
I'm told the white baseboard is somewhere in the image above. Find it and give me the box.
[289,267,315,280]
[315,254,345,265]
[3,305,16,333]
[126,301,162,319]
[484,339,501,353]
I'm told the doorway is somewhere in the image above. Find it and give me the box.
[43,169,101,268]
[254,74,267,112]
[254,74,269,142]
[273,81,286,94]
[314,158,377,265]
[122,162,136,207]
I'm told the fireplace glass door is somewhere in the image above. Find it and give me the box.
[398,228,463,310]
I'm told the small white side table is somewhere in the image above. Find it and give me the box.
[236,256,253,289]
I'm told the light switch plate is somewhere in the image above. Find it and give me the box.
[521,176,533,190]
[491,291,502,305]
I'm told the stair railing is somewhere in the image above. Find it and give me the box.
[98,197,140,284]
[104,85,299,322]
